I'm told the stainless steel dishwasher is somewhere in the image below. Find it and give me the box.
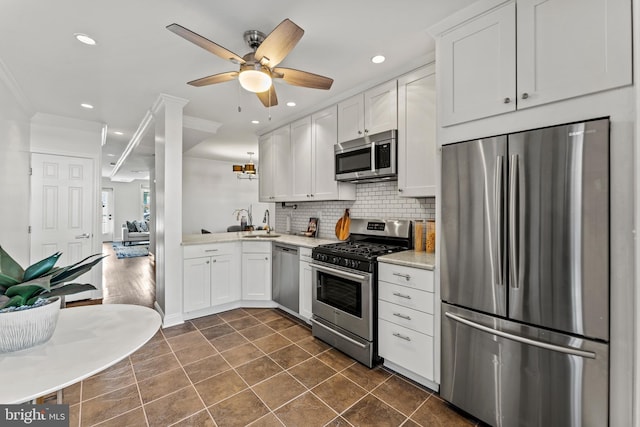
[272,243,299,313]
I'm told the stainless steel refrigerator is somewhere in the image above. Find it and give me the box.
[440,118,610,427]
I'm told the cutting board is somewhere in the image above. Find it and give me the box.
[335,209,351,240]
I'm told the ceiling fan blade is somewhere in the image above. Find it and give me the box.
[256,85,278,107]
[188,71,239,87]
[255,19,304,67]
[167,23,245,64]
[272,67,333,90]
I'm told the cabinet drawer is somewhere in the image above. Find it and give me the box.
[378,263,434,292]
[378,300,434,336]
[378,282,434,314]
[378,319,434,381]
[242,241,272,253]
[184,243,231,259]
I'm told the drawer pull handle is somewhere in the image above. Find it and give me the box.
[392,292,412,300]
[205,249,219,252]
[393,272,411,281]
[393,312,411,320]
[393,332,411,342]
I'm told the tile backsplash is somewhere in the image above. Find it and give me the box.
[274,181,435,239]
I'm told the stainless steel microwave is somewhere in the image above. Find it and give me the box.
[334,130,397,182]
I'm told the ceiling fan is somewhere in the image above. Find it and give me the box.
[167,19,334,108]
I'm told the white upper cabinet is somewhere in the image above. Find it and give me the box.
[290,116,313,200]
[364,80,398,136]
[337,95,364,143]
[434,0,631,126]
[259,125,292,202]
[337,80,398,143]
[397,65,437,197]
[438,3,516,126]
[516,0,632,109]
[290,106,355,202]
[258,132,274,202]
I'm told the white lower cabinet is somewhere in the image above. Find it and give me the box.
[183,242,240,313]
[298,247,313,321]
[378,262,437,389]
[242,242,272,301]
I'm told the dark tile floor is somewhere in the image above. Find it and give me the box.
[59,307,481,426]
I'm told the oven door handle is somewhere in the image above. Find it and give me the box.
[311,263,368,282]
[310,318,367,349]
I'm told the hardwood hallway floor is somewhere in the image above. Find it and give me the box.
[101,242,155,308]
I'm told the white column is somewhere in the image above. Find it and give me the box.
[152,94,188,327]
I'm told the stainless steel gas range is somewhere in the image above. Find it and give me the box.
[310,218,412,367]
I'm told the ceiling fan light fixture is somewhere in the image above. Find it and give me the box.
[238,68,272,93]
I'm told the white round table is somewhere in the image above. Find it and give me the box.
[0,304,161,404]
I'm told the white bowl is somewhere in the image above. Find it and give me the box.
[0,297,61,353]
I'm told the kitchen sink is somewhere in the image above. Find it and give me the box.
[243,234,281,239]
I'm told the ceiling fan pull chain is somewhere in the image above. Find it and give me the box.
[268,90,272,121]
[237,80,242,112]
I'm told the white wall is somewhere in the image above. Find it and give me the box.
[100,179,150,242]
[182,157,274,234]
[0,65,31,266]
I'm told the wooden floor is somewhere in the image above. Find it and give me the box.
[101,242,155,308]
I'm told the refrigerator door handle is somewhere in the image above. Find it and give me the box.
[445,312,596,359]
[508,154,520,289]
[494,156,504,287]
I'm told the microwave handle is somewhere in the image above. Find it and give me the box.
[370,139,375,171]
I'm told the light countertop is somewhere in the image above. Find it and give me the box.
[182,231,337,248]
[378,250,435,270]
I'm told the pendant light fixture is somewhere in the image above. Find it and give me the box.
[233,152,258,180]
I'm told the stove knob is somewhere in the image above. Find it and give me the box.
[352,260,359,269]
[332,257,339,264]
[343,259,350,267]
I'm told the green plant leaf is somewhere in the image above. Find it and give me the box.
[4,283,47,300]
[0,245,24,283]
[41,283,96,298]
[50,254,107,286]
[0,274,18,289]
[23,251,61,282]
[0,295,25,309]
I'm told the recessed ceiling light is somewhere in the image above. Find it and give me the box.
[286,102,296,107]
[371,55,386,64]
[106,153,116,157]
[74,33,96,45]
[251,120,260,124]
[113,131,123,135]
[81,103,94,109]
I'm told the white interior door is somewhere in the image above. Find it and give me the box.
[30,153,94,279]
[101,187,114,242]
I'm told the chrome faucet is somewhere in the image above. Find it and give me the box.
[263,209,271,233]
